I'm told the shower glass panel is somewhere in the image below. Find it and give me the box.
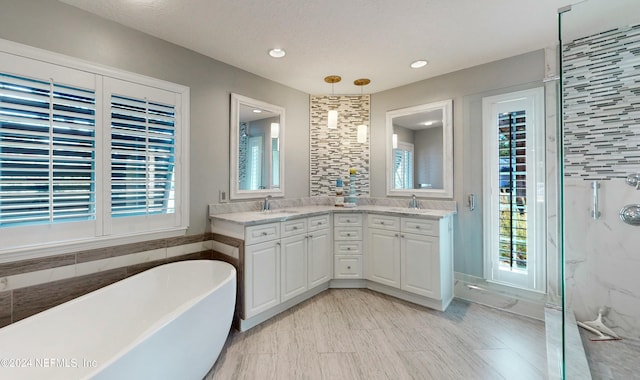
[560,1,640,378]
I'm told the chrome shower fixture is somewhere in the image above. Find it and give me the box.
[626,173,640,189]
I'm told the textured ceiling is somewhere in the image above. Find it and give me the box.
[60,0,575,94]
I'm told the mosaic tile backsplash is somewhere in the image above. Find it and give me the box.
[310,95,370,196]
[563,23,640,180]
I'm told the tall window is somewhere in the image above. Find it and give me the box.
[0,45,189,256]
[483,88,545,292]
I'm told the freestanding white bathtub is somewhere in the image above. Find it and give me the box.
[0,260,236,380]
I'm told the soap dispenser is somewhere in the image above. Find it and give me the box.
[335,178,344,207]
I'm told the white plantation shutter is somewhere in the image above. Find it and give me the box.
[110,95,175,217]
[105,78,182,236]
[0,43,189,257]
[483,88,545,293]
[0,73,96,227]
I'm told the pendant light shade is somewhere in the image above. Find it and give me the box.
[354,78,370,143]
[357,124,367,143]
[324,75,341,130]
[327,110,338,129]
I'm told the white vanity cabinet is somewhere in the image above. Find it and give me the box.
[400,218,441,298]
[367,215,401,287]
[333,213,363,279]
[211,206,454,330]
[243,214,332,322]
[307,214,332,287]
[244,223,281,319]
[280,219,308,302]
[280,214,332,302]
[366,213,453,310]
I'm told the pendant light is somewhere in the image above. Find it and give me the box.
[354,78,370,143]
[324,75,341,129]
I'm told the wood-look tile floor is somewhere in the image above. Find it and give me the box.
[204,289,547,380]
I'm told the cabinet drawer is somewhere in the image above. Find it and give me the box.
[245,223,280,245]
[334,256,363,278]
[281,218,307,237]
[334,213,362,227]
[401,218,439,236]
[334,227,362,240]
[334,240,362,255]
[367,214,400,231]
[308,214,330,231]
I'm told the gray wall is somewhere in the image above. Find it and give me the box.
[371,50,545,276]
[0,1,547,277]
[0,0,310,236]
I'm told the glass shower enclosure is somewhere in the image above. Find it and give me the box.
[560,1,640,378]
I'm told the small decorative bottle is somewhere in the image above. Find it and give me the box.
[335,178,344,207]
[347,167,356,206]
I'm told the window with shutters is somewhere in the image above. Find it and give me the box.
[0,43,189,257]
[482,88,545,292]
[0,73,96,228]
[393,142,414,190]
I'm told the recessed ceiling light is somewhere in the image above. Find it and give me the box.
[410,60,428,69]
[252,109,262,113]
[268,48,286,58]
[422,121,434,126]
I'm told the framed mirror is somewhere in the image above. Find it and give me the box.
[386,99,453,198]
[230,93,285,199]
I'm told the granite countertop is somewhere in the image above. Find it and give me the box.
[210,205,456,225]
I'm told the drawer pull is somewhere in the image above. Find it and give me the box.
[347,247,351,250]
[346,233,351,237]
[346,219,351,223]
[395,233,399,237]
[261,232,268,236]
[308,234,313,238]
[415,225,421,229]
[317,222,322,226]
[347,266,351,270]
[293,226,298,230]
[380,221,384,225]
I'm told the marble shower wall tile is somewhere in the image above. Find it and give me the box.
[564,178,640,341]
[545,44,561,307]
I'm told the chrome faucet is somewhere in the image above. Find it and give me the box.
[409,194,419,209]
[262,195,272,212]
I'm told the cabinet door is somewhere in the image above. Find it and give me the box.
[334,255,363,278]
[401,232,440,298]
[245,241,280,318]
[308,229,331,287]
[281,234,308,302]
[367,228,401,288]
